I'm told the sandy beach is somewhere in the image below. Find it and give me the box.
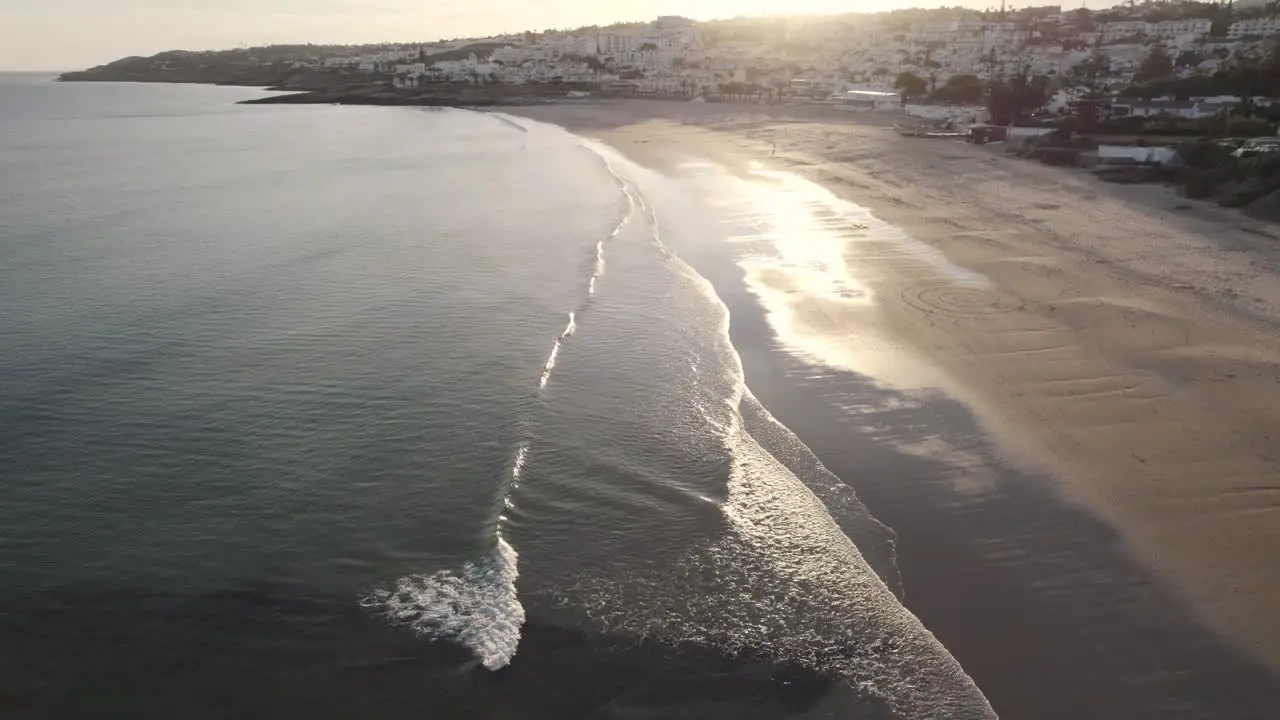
[501,99,1280,717]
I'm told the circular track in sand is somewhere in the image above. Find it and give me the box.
[900,282,1023,318]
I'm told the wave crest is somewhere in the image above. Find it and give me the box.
[363,539,524,670]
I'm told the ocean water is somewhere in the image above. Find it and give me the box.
[0,75,993,718]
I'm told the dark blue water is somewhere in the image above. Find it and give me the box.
[0,75,994,718]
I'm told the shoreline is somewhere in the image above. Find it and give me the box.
[496,100,1280,717]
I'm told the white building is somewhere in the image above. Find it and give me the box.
[1110,98,1244,120]
[552,34,598,57]
[490,45,551,65]
[654,15,701,49]
[431,53,494,82]
[597,31,637,55]
[1228,17,1280,39]
[1151,19,1211,39]
[1110,99,1198,118]
[1100,21,1151,42]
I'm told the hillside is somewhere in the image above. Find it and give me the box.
[57,42,505,87]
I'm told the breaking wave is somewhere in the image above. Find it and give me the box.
[364,129,646,671]
[544,134,994,717]
[362,538,523,671]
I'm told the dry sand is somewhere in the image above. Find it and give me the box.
[504,99,1280,679]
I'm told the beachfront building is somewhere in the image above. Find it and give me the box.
[424,53,502,83]
[1110,96,1257,120]
[490,57,596,85]
[831,89,901,111]
[1109,99,1197,119]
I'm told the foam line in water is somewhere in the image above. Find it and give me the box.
[361,123,648,675]
[583,146,640,296]
[502,443,531,513]
[511,443,529,482]
[485,112,530,134]
[363,538,524,671]
[541,145,644,384]
[538,341,561,390]
[550,138,994,715]
[538,312,577,390]
[580,138,666,263]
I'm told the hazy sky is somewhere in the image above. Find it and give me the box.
[0,0,1050,71]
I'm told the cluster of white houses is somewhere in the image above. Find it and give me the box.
[292,9,1280,113]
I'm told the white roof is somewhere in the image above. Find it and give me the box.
[842,89,898,98]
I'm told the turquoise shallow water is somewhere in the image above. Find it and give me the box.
[0,75,994,718]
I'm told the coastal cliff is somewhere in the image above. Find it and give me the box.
[59,50,558,108]
[58,51,341,89]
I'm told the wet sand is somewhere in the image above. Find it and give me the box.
[499,100,1280,717]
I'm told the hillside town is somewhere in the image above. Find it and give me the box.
[249,2,1280,117]
[60,0,1280,138]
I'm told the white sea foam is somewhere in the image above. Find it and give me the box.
[511,443,529,482]
[502,443,531,512]
[538,341,560,390]
[564,374,995,716]
[541,140,995,717]
[540,311,576,390]
[364,538,525,671]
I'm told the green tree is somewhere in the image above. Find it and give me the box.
[1210,9,1234,37]
[1072,8,1095,33]
[1175,50,1204,69]
[1066,51,1111,93]
[894,71,929,99]
[987,68,1051,125]
[1135,46,1174,83]
[935,73,985,104]
[1225,116,1272,137]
